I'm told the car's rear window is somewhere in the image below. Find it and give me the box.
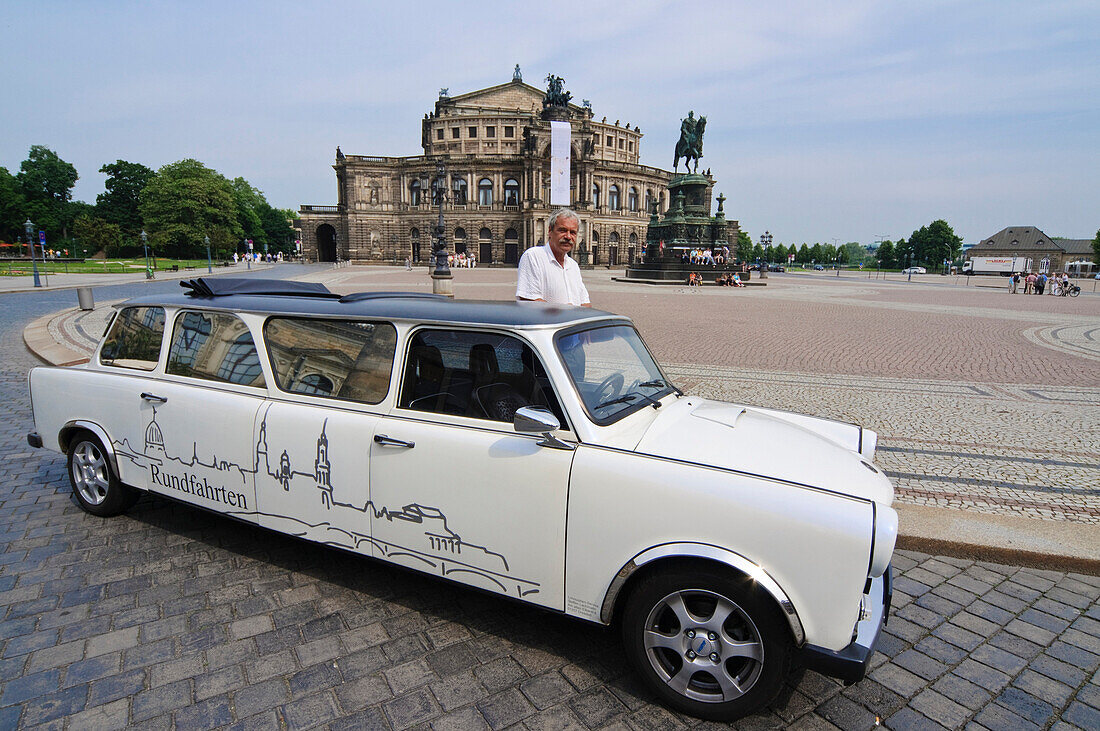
[263,317,397,405]
[100,306,165,370]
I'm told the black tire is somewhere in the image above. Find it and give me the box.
[66,432,139,517]
[621,566,793,722]
[1069,287,1080,297]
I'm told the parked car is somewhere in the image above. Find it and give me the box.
[813,264,825,271]
[768,264,786,272]
[27,278,895,722]
[901,267,927,274]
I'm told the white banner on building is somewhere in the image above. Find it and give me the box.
[550,121,571,206]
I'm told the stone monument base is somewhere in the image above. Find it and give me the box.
[624,260,752,283]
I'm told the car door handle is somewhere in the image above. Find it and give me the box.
[374,434,414,448]
[140,392,168,404]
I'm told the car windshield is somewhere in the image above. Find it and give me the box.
[556,324,674,424]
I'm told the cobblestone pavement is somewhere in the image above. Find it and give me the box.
[2,267,1099,729]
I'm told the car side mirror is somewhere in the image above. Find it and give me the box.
[514,406,574,450]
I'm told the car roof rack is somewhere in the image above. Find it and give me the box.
[181,278,341,299]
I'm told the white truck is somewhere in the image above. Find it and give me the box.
[963,256,1032,276]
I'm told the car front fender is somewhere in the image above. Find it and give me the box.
[600,542,806,646]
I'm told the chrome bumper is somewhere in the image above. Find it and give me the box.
[800,565,892,683]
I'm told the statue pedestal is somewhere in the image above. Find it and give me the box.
[758,269,768,279]
[431,273,454,299]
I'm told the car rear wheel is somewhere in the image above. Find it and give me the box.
[67,432,138,516]
[621,566,792,722]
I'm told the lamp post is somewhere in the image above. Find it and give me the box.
[205,235,212,273]
[427,160,453,297]
[25,219,41,288]
[141,230,153,279]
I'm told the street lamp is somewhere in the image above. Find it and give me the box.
[141,230,153,279]
[430,161,451,277]
[25,219,41,288]
[205,235,212,273]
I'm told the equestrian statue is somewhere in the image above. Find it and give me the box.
[674,110,706,173]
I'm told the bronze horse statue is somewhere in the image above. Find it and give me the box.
[674,115,705,173]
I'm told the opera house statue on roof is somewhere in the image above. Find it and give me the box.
[298,69,734,268]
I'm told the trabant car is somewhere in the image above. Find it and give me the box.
[27,278,895,721]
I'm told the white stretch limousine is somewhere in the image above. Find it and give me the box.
[28,278,895,721]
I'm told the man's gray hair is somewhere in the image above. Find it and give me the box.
[547,208,579,232]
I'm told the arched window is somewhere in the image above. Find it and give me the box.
[296,373,334,396]
[592,183,600,208]
[409,180,421,206]
[628,187,638,211]
[411,228,419,241]
[591,230,600,243]
[217,333,264,385]
[452,178,468,205]
[645,190,654,213]
[478,178,493,206]
[454,227,466,243]
[431,178,443,206]
[479,227,492,241]
[609,232,620,244]
[629,232,638,244]
[609,185,621,210]
[504,178,520,206]
[505,228,518,241]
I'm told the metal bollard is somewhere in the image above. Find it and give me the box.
[77,287,94,311]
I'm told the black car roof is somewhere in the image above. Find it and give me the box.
[117,278,624,328]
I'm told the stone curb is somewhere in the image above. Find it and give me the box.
[23,302,1100,577]
[23,307,91,366]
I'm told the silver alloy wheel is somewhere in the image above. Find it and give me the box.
[71,440,110,506]
[642,589,764,703]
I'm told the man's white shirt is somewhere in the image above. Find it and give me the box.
[515,245,590,306]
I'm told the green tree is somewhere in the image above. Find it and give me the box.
[773,243,787,263]
[736,230,753,262]
[876,239,895,268]
[17,145,79,239]
[894,237,915,268]
[908,220,962,270]
[751,243,764,262]
[797,244,810,264]
[139,159,242,258]
[842,242,865,266]
[0,166,27,244]
[810,243,823,264]
[258,204,296,254]
[96,160,154,235]
[1093,228,1100,266]
[73,214,124,257]
[231,177,267,252]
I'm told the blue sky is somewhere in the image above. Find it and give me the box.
[2,0,1097,245]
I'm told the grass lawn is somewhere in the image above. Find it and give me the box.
[0,258,240,276]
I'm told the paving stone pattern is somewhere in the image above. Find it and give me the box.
[2,268,1099,728]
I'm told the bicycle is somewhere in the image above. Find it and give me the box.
[1060,282,1080,297]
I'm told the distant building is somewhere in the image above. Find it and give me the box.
[965,226,1095,275]
[299,73,684,267]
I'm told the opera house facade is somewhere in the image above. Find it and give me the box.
[299,72,676,267]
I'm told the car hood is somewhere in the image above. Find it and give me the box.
[633,398,894,505]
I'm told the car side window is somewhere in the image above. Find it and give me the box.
[166,311,266,388]
[99,306,165,370]
[263,317,397,405]
[399,330,567,425]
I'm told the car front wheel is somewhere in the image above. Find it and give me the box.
[67,432,139,517]
[621,566,793,722]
